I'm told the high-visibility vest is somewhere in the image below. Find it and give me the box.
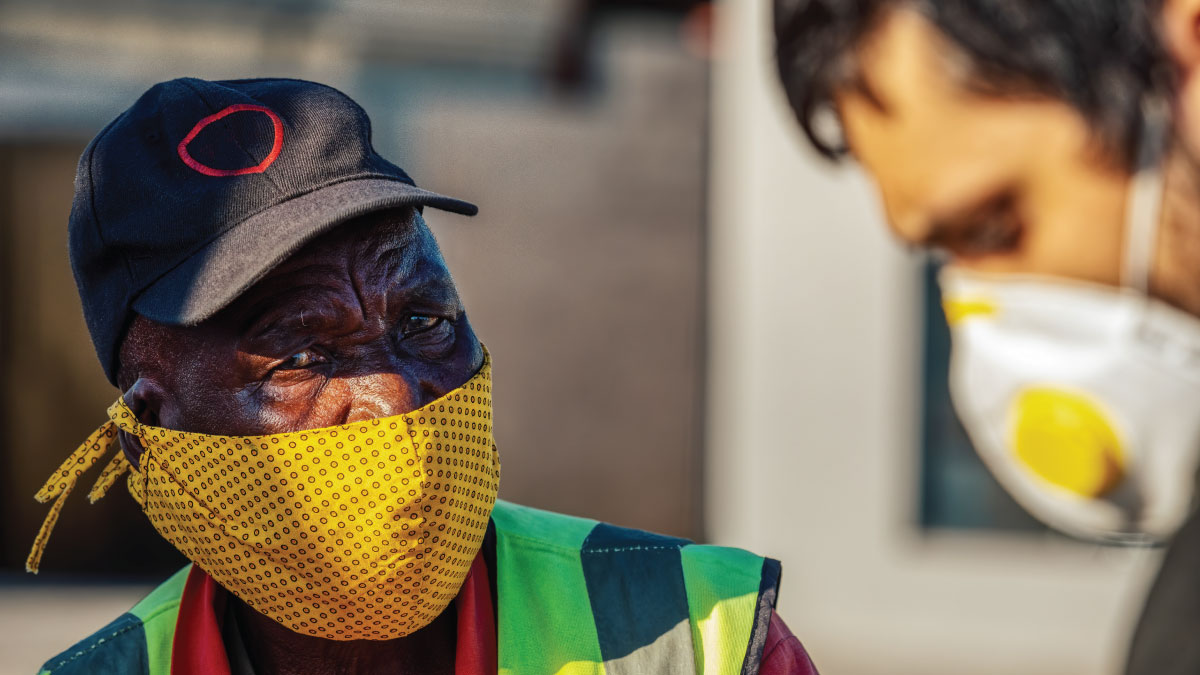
[38,500,781,675]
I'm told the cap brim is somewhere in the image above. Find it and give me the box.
[131,177,477,325]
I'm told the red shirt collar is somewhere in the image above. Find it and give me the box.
[170,555,497,675]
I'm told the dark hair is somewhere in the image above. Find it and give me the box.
[774,0,1170,166]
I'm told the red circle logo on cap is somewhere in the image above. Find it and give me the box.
[177,103,284,177]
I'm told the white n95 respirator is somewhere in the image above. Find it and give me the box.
[938,106,1200,543]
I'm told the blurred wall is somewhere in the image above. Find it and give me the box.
[422,24,709,537]
[706,1,1163,673]
[0,144,190,580]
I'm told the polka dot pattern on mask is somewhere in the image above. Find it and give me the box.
[121,354,499,641]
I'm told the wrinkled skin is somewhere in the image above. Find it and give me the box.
[116,207,483,675]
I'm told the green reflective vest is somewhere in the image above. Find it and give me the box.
[38,500,781,675]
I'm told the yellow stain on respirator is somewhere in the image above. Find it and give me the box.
[1009,387,1126,498]
[942,297,996,326]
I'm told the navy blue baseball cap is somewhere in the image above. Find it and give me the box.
[68,77,477,385]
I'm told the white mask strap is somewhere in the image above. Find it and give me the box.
[1122,100,1168,293]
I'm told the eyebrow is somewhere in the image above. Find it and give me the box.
[238,279,348,338]
[241,269,462,344]
[387,273,462,315]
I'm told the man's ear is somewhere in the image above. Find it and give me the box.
[1163,0,1200,156]
[118,377,172,469]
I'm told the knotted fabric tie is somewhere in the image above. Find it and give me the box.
[26,399,137,573]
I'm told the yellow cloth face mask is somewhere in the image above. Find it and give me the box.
[28,353,499,641]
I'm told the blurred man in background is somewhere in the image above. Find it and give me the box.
[774,0,1200,672]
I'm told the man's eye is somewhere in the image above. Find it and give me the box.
[962,216,1021,255]
[401,314,443,337]
[957,198,1023,256]
[277,349,326,370]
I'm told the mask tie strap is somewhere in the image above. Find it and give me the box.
[94,398,142,501]
[88,452,132,503]
[25,398,139,574]
[1122,99,1169,294]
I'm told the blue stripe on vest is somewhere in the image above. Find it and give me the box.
[580,522,693,664]
[39,612,149,675]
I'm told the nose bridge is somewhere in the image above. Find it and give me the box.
[344,369,420,423]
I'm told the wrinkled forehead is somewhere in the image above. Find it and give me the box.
[220,207,455,322]
[269,207,439,275]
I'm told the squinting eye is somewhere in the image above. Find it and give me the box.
[958,199,1022,256]
[970,216,1018,250]
[277,349,325,370]
[401,314,443,337]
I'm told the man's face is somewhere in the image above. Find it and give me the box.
[833,8,1132,284]
[1163,0,1200,162]
[119,208,484,441]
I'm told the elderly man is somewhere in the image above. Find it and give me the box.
[773,0,1200,672]
[27,78,816,674]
